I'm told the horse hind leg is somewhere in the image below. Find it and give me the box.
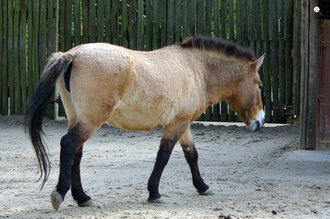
[70,145,94,207]
[179,126,214,196]
[50,117,106,211]
[52,79,92,208]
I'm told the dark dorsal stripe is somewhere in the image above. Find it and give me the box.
[180,36,256,62]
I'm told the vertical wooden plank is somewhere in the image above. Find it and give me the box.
[229,0,234,40]
[189,0,196,36]
[174,0,181,43]
[285,0,293,106]
[39,0,48,115]
[205,0,212,36]
[146,0,153,49]
[104,0,111,42]
[160,0,166,47]
[152,0,159,49]
[236,0,242,44]
[129,0,136,49]
[299,0,307,147]
[293,0,301,121]
[82,0,89,43]
[263,0,272,122]
[197,0,204,35]
[74,0,81,46]
[249,0,256,50]
[64,0,72,50]
[167,0,174,45]
[111,0,119,44]
[278,0,285,122]
[13,0,21,114]
[33,0,40,91]
[255,0,262,57]
[19,0,28,114]
[39,0,47,71]
[183,0,188,38]
[0,0,2,113]
[58,0,65,52]
[242,0,248,47]
[255,0,262,55]
[213,0,219,37]
[1,0,8,114]
[89,0,96,42]
[97,0,104,42]
[48,0,57,55]
[27,0,33,103]
[271,0,279,122]
[8,0,14,114]
[121,0,128,47]
[305,0,318,148]
[137,0,144,50]
[46,0,57,118]
[220,0,227,39]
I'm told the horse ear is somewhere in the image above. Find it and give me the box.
[255,54,265,71]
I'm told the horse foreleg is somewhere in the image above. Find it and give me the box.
[179,126,214,196]
[71,145,93,207]
[147,122,189,203]
[147,138,177,203]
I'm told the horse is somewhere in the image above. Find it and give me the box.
[27,36,265,211]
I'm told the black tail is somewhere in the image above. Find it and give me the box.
[26,52,74,189]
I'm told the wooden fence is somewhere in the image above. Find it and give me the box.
[0,0,301,123]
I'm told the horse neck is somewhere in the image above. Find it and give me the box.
[199,51,249,105]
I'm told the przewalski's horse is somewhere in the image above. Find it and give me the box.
[27,36,265,211]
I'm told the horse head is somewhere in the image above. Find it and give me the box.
[226,55,265,131]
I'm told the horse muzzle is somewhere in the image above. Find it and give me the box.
[248,110,265,131]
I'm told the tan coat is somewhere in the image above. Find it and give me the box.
[57,43,264,137]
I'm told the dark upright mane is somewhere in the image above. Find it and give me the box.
[180,36,256,62]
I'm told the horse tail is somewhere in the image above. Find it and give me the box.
[26,52,74,189]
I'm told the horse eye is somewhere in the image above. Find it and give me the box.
[258,86,263,90]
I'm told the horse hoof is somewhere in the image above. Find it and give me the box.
[78,199,94,207]
[147,197,165,204]
[50,191,63,211]
[198,189,215,196]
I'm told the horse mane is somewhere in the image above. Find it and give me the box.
[180,36,256,62]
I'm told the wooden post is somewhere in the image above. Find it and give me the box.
[1,0,8,115]
[146,0,153,49]
[121,0,128,47]
[137,0,144,50]
[300,0,318,149]
[82,0,89,43]
[13,0,21,114]
[20,0,28,114]
[0,0,2,114]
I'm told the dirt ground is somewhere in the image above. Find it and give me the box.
[0,115,329,218]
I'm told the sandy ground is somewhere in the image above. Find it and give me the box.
[0,115,329,219]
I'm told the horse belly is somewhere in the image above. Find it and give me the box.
[106,103,174,131]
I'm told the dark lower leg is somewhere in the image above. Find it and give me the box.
[71,146,91,204]
[182,144,209,193]
[56,126,84,200]
[148,138,176,201]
